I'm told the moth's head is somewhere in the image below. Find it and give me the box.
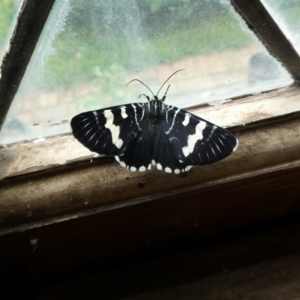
[153,95,160,102]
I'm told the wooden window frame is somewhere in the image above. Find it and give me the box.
[1,0,300,274]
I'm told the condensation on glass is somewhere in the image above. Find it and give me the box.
[0,0,293,144]
[261,0,300,56]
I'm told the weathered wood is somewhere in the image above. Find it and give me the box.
[1,114,300,232]
[0,0,56,130]
[231,0,300,82]
[19,218,300,299]
[0,163,300,277]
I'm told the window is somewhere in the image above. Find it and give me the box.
[1,0,300,218]
[1,0,300,278]
[0,0,295,145]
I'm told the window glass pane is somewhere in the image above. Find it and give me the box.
[261,0,300,55]
[0,0,23,65]
[0,0,292,144]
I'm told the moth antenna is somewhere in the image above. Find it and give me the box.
[126,79,155,98]
[156,69,184,96]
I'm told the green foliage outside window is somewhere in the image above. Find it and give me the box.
[0,0,16,46]
[43,0,251,91]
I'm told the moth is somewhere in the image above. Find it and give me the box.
[71,70,238,174]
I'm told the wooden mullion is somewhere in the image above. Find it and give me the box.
[0,0,56,130]
[231,0,300,82]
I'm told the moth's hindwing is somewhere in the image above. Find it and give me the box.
[151,123,193,174]
[116,120,154,172]
[161,105,238,166]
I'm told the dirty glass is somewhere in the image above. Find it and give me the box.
[0,0,292,144]
[261,0,300,55]
[0,0,23,65]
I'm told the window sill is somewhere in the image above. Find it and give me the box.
[1,84,299,179]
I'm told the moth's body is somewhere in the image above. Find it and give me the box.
[71,71,238,174]
[148,100,162,131]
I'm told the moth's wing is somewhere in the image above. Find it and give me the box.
[71,103,148,156]
[116,120,154,172]
[162,105,238,165]
[152,124,192,174]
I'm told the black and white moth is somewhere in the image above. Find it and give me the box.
[71,70,238,174]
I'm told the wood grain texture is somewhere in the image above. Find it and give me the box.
[0,163,300,276]
[2,114,300,231]
[36,221,300,299]
[231,0,300,81]
[0,0,56,129]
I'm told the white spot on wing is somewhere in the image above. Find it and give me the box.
[139,166,146,172]
[165,167,172,173]
[115,156,126,168]
[174,169,180,174]
[130,166,137,172]
[182,113,191,126]
[157,163,162,170]
[104,110,123,149]
[182,121,206,157]
[185,165,193,172]
[152,160,156,166]
[120,106,128,119]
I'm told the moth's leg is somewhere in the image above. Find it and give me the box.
[161,85,170,102]
[139,94,150,101]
